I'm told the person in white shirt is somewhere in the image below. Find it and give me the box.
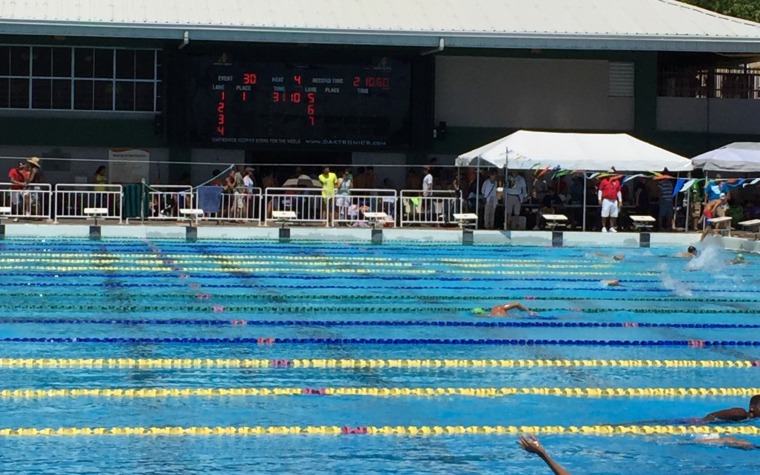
[505,171,527,229]
[422,165,434,221]
[482,170,499,229]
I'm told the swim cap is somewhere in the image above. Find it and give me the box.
[687,246,696,253]
[736,253,745,260]
[472,307,487,316]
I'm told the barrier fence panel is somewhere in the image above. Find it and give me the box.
[264,188,329,227]
[53,184,122,222]
[0,183,52,221]
[144,185,193,221]
[196,187,263,225]
[399,190,463,228]
[334,188,398,227]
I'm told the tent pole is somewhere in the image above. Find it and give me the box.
[582,173,587,231]
[475,158,481,226]
[684,172,691,232]
[702,171,709,234]
[503,149,509,230]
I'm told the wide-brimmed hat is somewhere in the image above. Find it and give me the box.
[26,157,41,168]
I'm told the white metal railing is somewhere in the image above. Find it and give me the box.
[0,182,52,221]
[399,190,463,227]
[334,188,397,227]
[263,188,330,227]
[195,186,263,224]
[54,184,122,222]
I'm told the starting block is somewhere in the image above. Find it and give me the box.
[0,206,9,239]
[542,214,568,230]
[453,213,478,245]
[363,212,388,228]
[272,210,297,227]
[630,215,656,231]
[738,219,760,239]
[453,213,478,229]
[179,208,204,225]
[84,207,108,226]
[84,207,108,240]
[363,212,388,245]
[272,210,297,241]
[707,216,733,236]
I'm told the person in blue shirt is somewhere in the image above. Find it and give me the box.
[704,174,730,217]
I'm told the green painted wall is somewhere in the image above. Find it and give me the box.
[0,116,165,148]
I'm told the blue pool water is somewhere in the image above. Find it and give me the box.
[0,239,758,474]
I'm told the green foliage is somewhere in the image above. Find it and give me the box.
[680,0,760,23]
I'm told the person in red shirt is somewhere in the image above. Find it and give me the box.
[597,169,622,233]
[7,161,28,216]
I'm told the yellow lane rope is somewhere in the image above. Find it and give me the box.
[0,265,657,275]
[0,358,754,368]
[0,425,757,437]
[0,387,757,399]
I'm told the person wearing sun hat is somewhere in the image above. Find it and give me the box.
[23,156,42,216]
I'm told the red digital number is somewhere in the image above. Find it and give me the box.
[241,92,247,101]
[217,126,225,135]
[353,76,360,87]
[307,104,315,115]
[293,75,302,85]
[307,92,315,103]
[308,116,315,126]
[290,92,301,103]
[243,73,257,85]
[272,91,281,102]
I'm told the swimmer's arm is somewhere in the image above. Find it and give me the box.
[518,435,571,475]
[703,408,748,422]
[698,437,757,450]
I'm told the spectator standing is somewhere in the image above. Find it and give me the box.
[657,173,674,231]
[504,171,527,229]
[481,170,499,229]
[598,169,622,233]
[318,166,338,226]
[7,161,27,219]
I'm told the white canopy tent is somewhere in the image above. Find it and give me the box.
[455,130,693,172]
[692,142,760,172]
[456,130,693,231]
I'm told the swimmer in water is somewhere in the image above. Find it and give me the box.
[594,252,625,261]
[601,279,621,287]
[695,435,760,450]
[473,302,536,317]
[728,253,747,265]
[676,246,698,259]
[703,395,760,422]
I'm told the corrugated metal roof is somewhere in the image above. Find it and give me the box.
[1,0,760,52]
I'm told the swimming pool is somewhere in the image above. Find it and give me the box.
[0,239,757,474]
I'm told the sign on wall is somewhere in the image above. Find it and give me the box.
[108,149,150,184]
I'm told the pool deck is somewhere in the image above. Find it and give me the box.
[3,220,759,252]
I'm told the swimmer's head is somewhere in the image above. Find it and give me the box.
[736,253,745,261]
[613,254,624,261]
[687,246,697,255]
[750,395,760,417]
[472,307,487,316]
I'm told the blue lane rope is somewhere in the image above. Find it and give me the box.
[0,337,758,346]
[4,304,757,314]
[1,319,759,329]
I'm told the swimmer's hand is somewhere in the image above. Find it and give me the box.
[518,434,546,455]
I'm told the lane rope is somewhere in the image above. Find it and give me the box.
[1,337,759,346]
[0,358,756,368]
[1,318,758,330]
[0,425,757,437]
[1,386,757,399]
[5,304,757,314]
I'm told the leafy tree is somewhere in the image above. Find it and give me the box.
[680,0,760,23]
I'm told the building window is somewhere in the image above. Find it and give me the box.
[0,45,161,112]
